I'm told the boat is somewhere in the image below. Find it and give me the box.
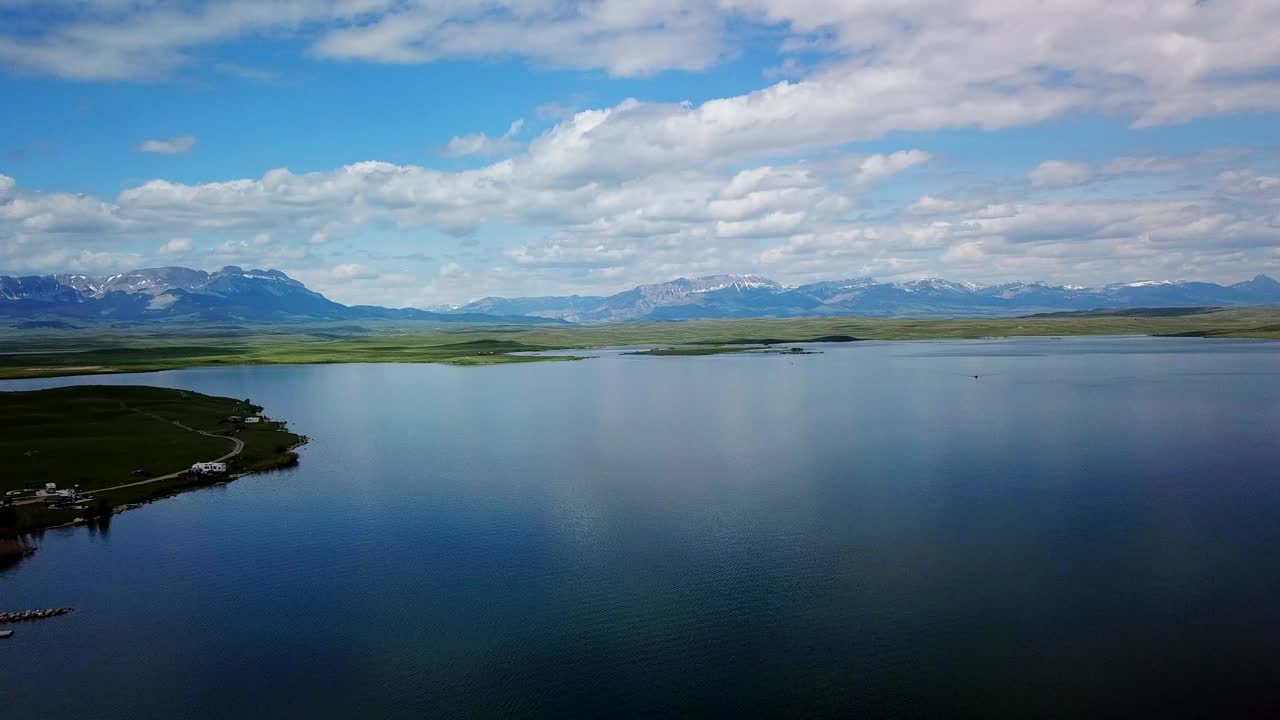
[0,630,14,639]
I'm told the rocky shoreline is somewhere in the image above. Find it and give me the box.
[0,607,73,624]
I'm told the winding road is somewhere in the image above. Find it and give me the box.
[11,405,245,504]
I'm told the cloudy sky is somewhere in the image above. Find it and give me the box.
[2,1,1279,307]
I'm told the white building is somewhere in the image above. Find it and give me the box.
[245,417,262,424]
[44,489,78,503]
[191,462,228,474]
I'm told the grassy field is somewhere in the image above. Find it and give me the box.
[0,385,304,531]
[0,307,1277,379]
[627,345,820,356]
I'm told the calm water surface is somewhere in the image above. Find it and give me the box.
[2,337,1280,718]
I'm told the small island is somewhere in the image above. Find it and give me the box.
[1,386,306,542]
[626,345,825,357]
[624,335,857,357]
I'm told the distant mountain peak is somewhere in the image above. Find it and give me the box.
[451,271,1280,323]
[899,278,984,293]
[1114,279,1181,288]
[684,274,783,293]
[5,266,1280,326]
[0,265,568,326]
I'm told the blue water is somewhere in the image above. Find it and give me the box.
[2,337,1280,717]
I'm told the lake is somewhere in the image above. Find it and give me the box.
[2,337,1280,718]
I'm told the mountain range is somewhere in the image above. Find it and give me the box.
[0,266,567,325]
[3,266,1279,326]
[456,273,1280,323]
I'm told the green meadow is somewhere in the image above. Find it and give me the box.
[0,307,1278,380]
[0,386,304,531]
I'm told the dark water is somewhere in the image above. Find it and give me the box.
[3,337,1280,718]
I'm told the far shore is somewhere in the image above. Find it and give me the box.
[0,307,1278,380]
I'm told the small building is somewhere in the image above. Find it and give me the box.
[245,417,262,424]
[44,482,57,491]
[191,462,228,475]
[45,489,78,504]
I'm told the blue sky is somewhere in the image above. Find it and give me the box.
[2,1,1279,307]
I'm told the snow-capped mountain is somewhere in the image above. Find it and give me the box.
[455,273,1280,323]
[458,295,608,321]
[496,274,818,323]
[57,267,211,298]
[5,266,1280,326]
[0,266,568,325]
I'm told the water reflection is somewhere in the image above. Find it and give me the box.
[2,337,1279,718]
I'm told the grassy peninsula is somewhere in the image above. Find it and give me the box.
[0,386,304,531]
[0,307,1277,380]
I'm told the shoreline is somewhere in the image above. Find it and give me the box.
[3,386,308,540]
[3,330,1278,382]
[32,439,308,534]
[4,308,1280,383]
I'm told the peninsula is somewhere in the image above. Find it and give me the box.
[0,386,305,534]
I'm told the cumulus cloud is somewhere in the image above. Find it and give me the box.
[1216,169,1280,203]
[3,1,1278,131]
[3,129,1280,295]
[852,151,932,187]
[331,263,379,281]
[137,135,197,154]
[1027,150,1246,188]
[206,233,309,267]
[159,237,193,255]
[755,195,1280,286]
[715,211,806,239]
[3,1,1280,301]
[311,2,724,77]
[908,195,966,216]
[506,239,639,268]
[1029,161,1092,187]
[443,120,524,158]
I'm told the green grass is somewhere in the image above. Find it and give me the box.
[628,345,821,357]
[0,386,304,531]
[0,308,1278,380]
[627,346,755,356]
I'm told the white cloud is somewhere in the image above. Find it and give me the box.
[754,194,1280,286]
[1025,150,1246,188]
[4,130,1280,297]
[137,135,197,154]
[1216,169,1280,203]
[159,237,193,255]
[311,1,724,77]
[1029,161,1092,187]
[852,150,932,187]
[207,234,309,267]
[0,189,125,233]
[908,195,965,216]
[715,211,806,239]
[506,239,639,268]
[443,119,524,158]
[2,1,1278,132]
[726,0,1280,127]
[331,263,378,281]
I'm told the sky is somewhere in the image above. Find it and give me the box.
[1,1,1279,308]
